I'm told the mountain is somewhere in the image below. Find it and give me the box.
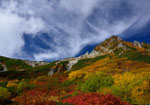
[0,35,150,105]
[94,35,150,55]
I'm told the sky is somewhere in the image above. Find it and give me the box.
[0,0,150,61]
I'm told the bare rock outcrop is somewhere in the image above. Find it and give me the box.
[0,62,7,72]
[25,60,48,67]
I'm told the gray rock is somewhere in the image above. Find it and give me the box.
[134,41,142,48]
[48,68,55,76]
[25,60,48,67]
[66,58,79,71]
[0,62,7,72]
[118,43,124,48]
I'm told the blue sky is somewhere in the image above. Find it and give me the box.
[0,0,150,61]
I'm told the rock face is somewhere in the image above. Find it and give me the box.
[48,66,58,76]
[59,50,100,72]
[80,50,100,58]
[66,58,80,71]
[58,57,80,72]
[0,63,4,71]
[0,62,7,72]
[61,50,101,72]
[25,60,49,67]
[134,41,142,48]
[48,62,68,76]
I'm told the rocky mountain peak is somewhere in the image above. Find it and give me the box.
[93,35,150,56]
[93,35,124,55]
[108,35,122,40]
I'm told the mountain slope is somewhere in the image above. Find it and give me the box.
[0,35,150,105]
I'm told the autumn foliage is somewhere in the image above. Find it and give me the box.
[1,36,150,105]
[62,93,130,105]
[14,89,57,105]
[0,87,11,101]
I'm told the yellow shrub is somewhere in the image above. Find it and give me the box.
[99,87,112,95]
[0,87,11,101]
[48,96,59,102]
[69,57,127,80]
[112,72,146,87]
[131,80,150,104]
[112,71,150,104]
[7,80,18,87]
[69,70,86,80]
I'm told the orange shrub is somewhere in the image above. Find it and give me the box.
[123,42,134,47]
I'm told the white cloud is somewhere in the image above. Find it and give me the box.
[0,11,24,57]
[0,0,150,61]
[0,0,45,57]
[34,52,60,61]
[59,0,99,17]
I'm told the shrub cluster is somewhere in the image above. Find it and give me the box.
[0,87,11,101]
[62,93,130,105]
[60,80,75,88]
[78,75,113,92]
[111,72,150,104]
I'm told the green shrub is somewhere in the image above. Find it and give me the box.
[47,77,60,87]
[7,86,17,96]
[114,48,123,55]
[34,62,56,76]
[0,56,32,71]
[71,55,107,71]
[0,87,11,101]
[111,86,127,100]
[78,75,114,92]
[0,99,17,105]
[27,83,36,90]
[121,51,150,63]
[72,92,78,96]
[56,102,71,105]
[0,70,32,80]
[60,80,75,88]
[0,82,8,87]
[61,94,72,100]
[17,81,28,94]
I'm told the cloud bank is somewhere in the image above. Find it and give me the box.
[0,0,150,61]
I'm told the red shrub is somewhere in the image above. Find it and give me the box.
[14,89,56,105]
[58,75,67,83]
[62,93,130,105]
[35,81,48,85]
[48,89,60,96]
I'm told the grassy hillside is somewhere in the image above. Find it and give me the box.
[0,56,32,71]
[121,51,150,63]
[71,55,107,71]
